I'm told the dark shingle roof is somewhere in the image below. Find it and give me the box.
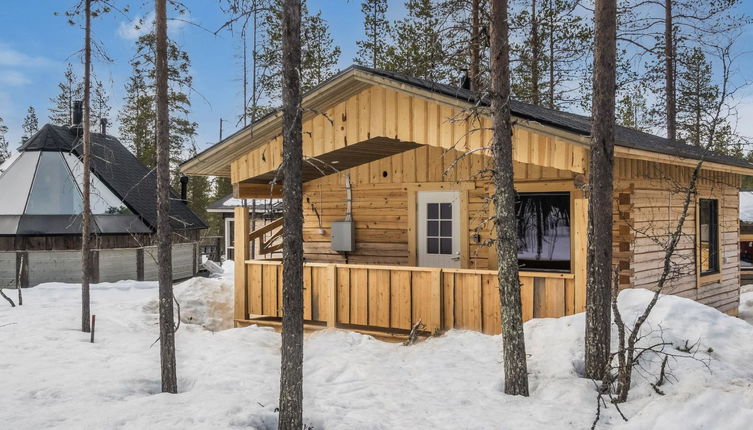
[19,124,206,231]
[356,66,753,171]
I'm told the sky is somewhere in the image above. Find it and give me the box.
[2,1,753,158]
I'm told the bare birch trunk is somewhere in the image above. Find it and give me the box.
[155,0,177,394]
[584,0,616,381]
[81,0,92,333]
[278,0,304,428]
[490,0,529,397]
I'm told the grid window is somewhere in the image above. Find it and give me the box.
[426,202,453,255]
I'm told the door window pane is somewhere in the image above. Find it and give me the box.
[426,201,453,255]
[516,192,571,271]
[699,199,719,274]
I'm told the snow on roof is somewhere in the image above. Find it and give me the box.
[741,192,753,223]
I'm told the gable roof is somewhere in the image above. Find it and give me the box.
[182,65,753,177]
[15,124,206,232]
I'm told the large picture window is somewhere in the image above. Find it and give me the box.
[699,199,719,275]
[516,192,571,272]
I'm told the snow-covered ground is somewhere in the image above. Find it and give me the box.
[1,280,753,429]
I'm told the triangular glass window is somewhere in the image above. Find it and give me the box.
[62,153,131,215]
[0,151,39,215]
[25,152,83,215]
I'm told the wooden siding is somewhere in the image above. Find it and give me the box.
[614,158,741,314]
[230,86,587,184]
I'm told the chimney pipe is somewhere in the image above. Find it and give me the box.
[100,118,108,134]
[180,176,189,203]
[72,101,83,127]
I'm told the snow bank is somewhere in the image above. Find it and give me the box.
[143,277,233,331]
[739,289,753,326]
[2,284,753,429]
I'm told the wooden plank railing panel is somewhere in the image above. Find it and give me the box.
[262,263,279,316]
[336,266,351,324]
[303,266,313,320]
[389,270,412,330]
[368,269,391,327]
[350,268,369,325]
[248,263,263,315]
[481,273,500,335]
[243,260,577,336]
[411,270,435,330]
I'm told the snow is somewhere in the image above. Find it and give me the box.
[740,191,753,222]
[739,285,753,326]
[2,283,753,429]
[143,277,233,331]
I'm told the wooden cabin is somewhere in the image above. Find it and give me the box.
[182,66,753,338]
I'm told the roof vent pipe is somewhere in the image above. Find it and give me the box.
[100,118,108,135]
[180,176,189,203]
[72,101,83,128]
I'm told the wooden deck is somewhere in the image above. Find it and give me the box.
[236,260,581,338]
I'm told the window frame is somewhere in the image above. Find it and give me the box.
[514,190,573,273]
[697,198,721,278]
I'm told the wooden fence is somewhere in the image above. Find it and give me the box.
[240,260,577,336]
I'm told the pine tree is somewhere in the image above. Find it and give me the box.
[384,0,449,82]
[616,82,650,132]
[0,116,9,170]
[91,79,111,132]
[119,33,196,169]
[185,144,213,223]
[355,0,390,69]
[301,11,341,91]
[21,106,39,142]
[49,63,84,126]
[119,70,156,166]
[676,47,719,148]
[257,0,341,102]
[585,0,617,381]
[279,0,305,426]
[511,0,592,108]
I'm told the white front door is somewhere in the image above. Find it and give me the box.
[417,191,461,268]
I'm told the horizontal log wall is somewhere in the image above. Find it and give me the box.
[615,158,741,314]
[243,261,576,335]
[299,146,575,268]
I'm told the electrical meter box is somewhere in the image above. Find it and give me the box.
[331,221,355,252]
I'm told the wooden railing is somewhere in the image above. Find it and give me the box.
[248,217,283,256]
[239,261,578,336]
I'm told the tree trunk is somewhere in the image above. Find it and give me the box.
[664,0,676,141]
[490,0,529,397]
[278,0,304,428]
[470,0,480,91]
[155,0,178,394]
[547,0,555,108]
[81,0,92,334]
[584,0,616,381]
[530,0,540,106]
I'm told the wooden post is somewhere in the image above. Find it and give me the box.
[326,264,337,328]
[573,194,588,313]
[234,207,251,322]
[427,269,442,333]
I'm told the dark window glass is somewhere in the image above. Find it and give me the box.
[426,201,453,255]
[427,203,438,219]
[699,199,719,274]
[516,192,571,271]
[440,203,451,219]
[440,238,452,254]
[427,237,439,254]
